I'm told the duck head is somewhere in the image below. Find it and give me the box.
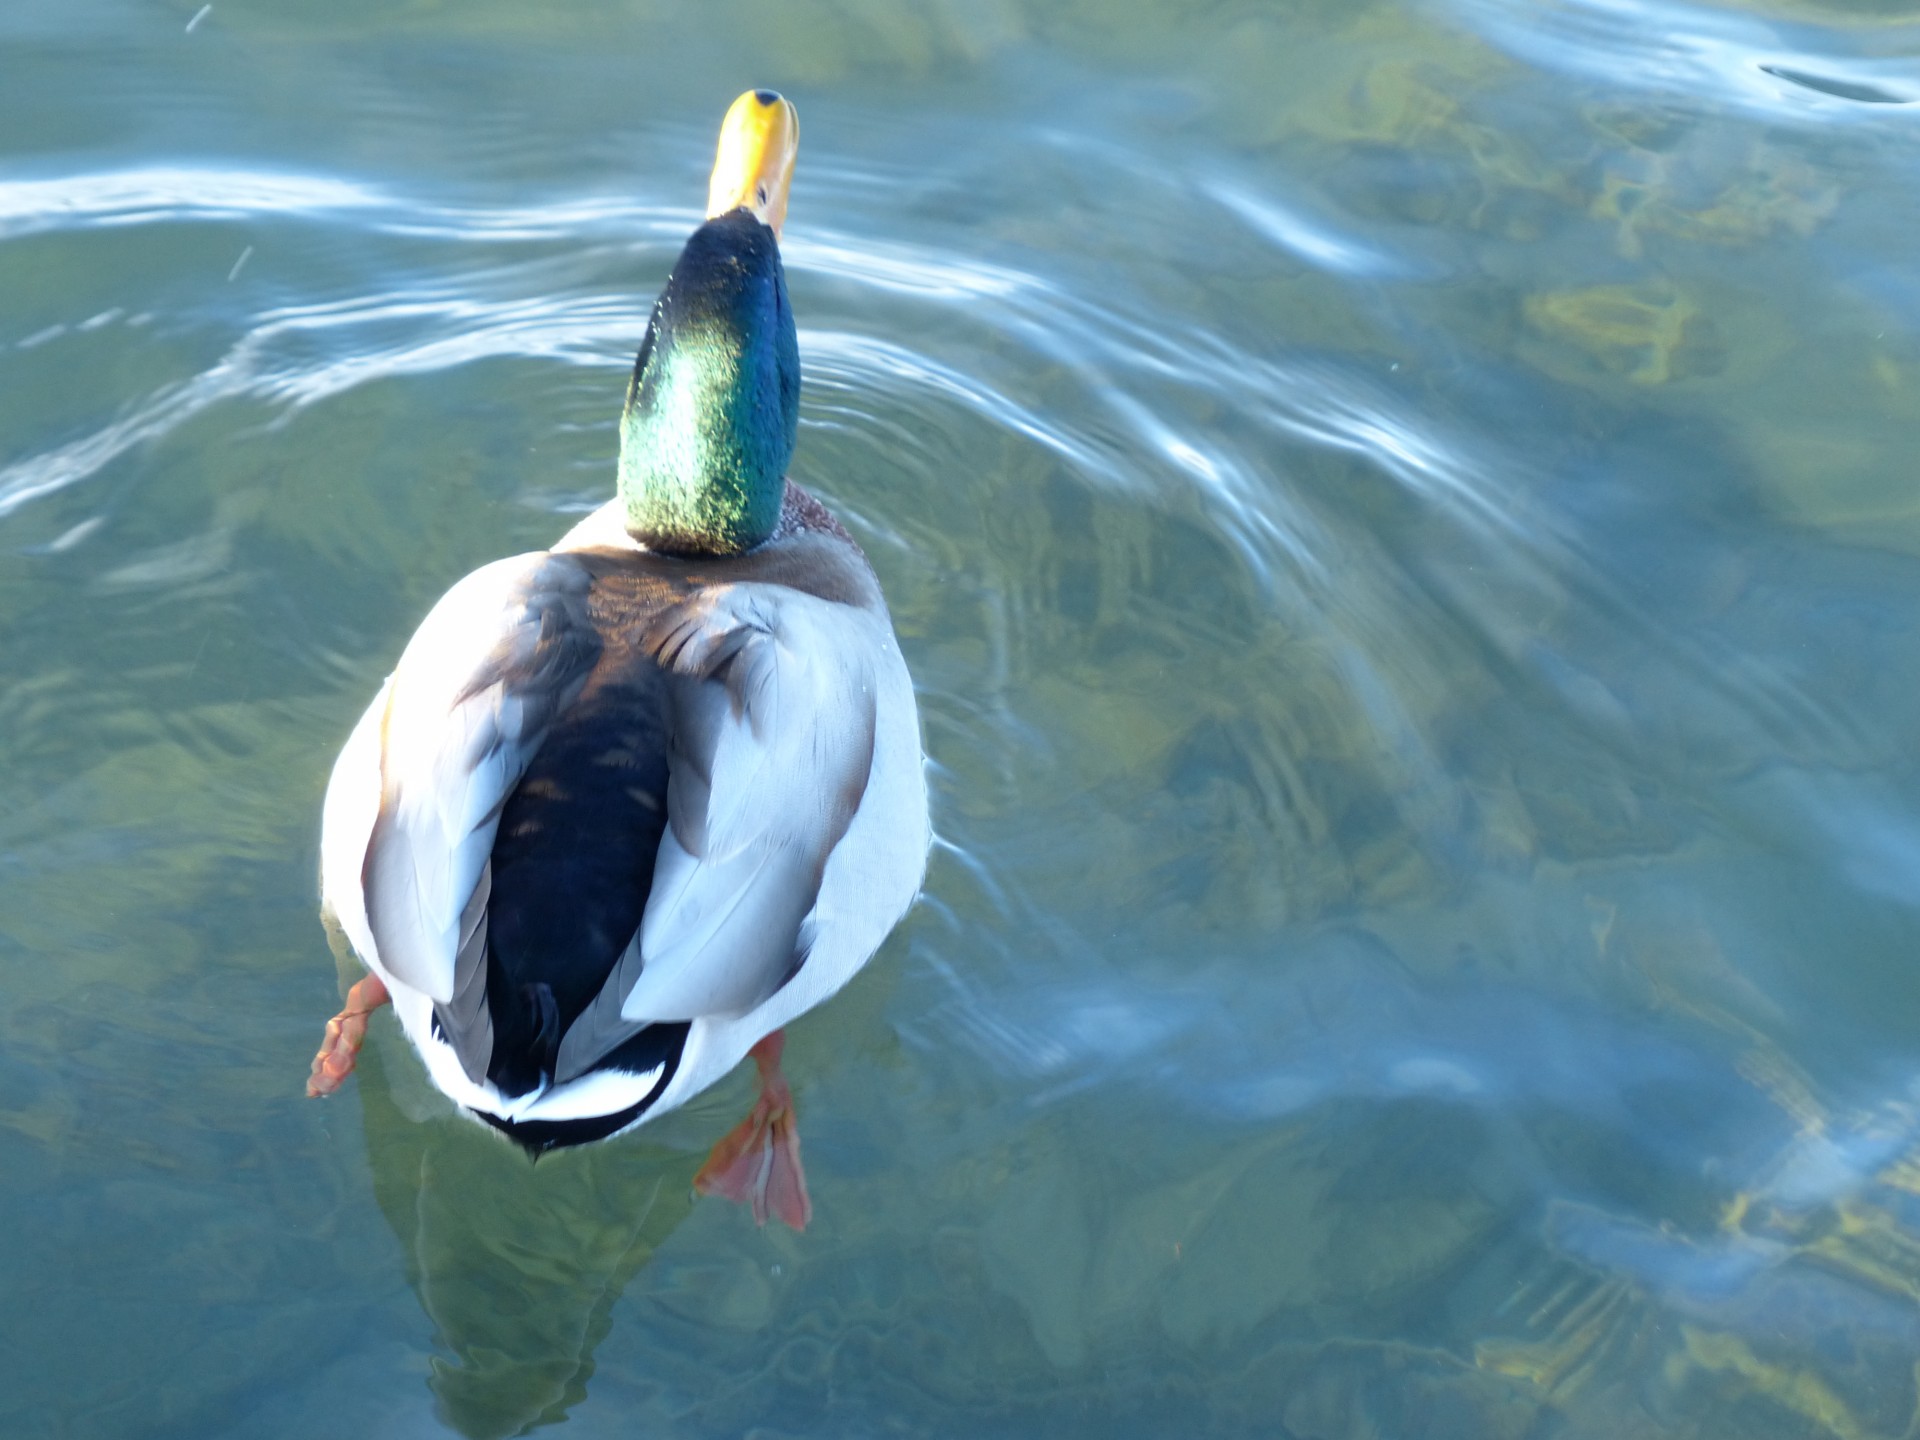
[618,90,802,556]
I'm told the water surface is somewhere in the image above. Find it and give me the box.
[6,0,1920,1436]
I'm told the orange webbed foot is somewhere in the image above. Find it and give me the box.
[307,972,391,1097]
[694,1030,813,1231]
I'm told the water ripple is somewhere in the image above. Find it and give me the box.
[0,152,1894,943]
[0,165,701,244]
[1203,178,1413,280]
[1451,0,1920,120]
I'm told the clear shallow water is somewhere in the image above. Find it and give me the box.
[5,0,1920,1435]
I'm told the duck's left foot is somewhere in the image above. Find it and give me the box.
[307,972,391,1097]
[694,1030,813,1231]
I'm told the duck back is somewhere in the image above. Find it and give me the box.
[482,565,682,1099]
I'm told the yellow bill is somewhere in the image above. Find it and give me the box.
[706,89,800,238]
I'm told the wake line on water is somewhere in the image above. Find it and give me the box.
[0,161,1883,841]
[0,166,700,244]
[0,166,1050,523]
[0,292,642,521]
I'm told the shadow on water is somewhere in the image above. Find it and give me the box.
[349,1011,696,1439]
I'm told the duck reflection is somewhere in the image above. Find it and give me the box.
[348,1012,695,1439]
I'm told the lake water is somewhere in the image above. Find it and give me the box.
[6,0,1920,1435]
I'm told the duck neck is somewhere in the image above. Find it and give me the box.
[616,210,799,556]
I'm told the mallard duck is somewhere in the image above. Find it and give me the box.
[309,90,928,1230]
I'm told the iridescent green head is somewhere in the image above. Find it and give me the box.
[618,91,801,556]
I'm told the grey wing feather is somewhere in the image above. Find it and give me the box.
[359,552,599,1081]
[550,583,876,1080]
